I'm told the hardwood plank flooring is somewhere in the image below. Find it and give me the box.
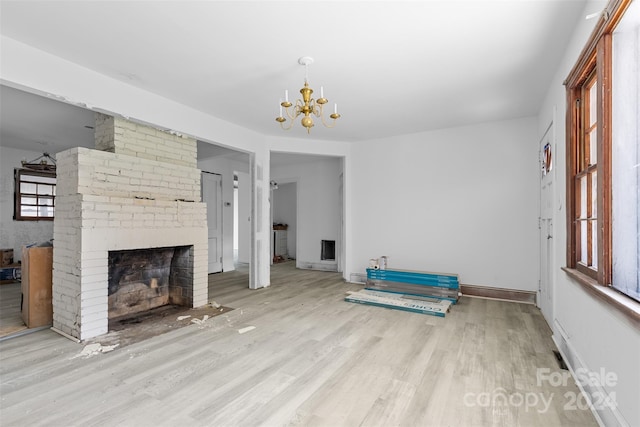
[0,281,26,337]
[0,261,597,426]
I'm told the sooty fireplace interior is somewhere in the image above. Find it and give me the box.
[108,246,194,319]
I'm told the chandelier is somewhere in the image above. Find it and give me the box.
[275,57,340,134]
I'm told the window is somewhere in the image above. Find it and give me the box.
[565,0,639,303]
[14,169,56,220]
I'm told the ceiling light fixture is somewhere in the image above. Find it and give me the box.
[276,57,340,134]
[21,152,56,172]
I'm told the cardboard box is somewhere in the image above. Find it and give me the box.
[0,248,14,267]
[21,246,53,328]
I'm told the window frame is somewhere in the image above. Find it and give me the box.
[566,44,612,284]
[564,0,639,323]
[14,168,57,221]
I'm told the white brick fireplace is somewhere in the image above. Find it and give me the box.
[52,114,208,340]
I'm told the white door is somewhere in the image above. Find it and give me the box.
[237,171,251,264]
[539,123,554,324]
[203,172,223,273]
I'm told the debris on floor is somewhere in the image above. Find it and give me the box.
[72,343,119,359]
[209,300,221,309]
[238,326,256,334]
[177,315,191,321]
[190,315,210,325]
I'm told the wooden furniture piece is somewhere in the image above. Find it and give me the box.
[21,246,53,328]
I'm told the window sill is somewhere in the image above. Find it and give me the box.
[562,267,640,329]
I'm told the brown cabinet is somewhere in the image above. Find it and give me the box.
[21,246,53,328]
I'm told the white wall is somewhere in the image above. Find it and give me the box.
[273,182,297,259]
[198,154,250,272]
[0,145,54,261]
[349,117,539,290]
[271,157,341,270]
[538,1,640,426]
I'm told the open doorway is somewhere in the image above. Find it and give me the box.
[198,141,251,283]
[270,152,343,273]
[271,181,297,264]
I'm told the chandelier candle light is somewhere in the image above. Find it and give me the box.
[276,57,340,134]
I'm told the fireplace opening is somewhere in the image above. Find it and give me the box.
[108,246,194,320]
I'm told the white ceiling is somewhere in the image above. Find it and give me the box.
[1,0,588,154]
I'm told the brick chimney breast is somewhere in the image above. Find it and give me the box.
[52,114,208,340]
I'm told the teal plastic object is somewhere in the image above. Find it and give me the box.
[366,268,459,289]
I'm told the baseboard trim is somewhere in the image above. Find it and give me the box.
[553,320,625,427]
[460,284,536,304]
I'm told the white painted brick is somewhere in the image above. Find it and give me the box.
[136,152,157,161]
[55,115,206,339]
[95,203,119,212]
[80,265,108,277]
[80,323,108,341]
[80,302,108,318]
[109,212,132,221]
[80,288,107,301]
[81,280,107,294]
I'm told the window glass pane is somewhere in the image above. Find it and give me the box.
[21,183,37,194]
[589,81,598,127]
[591,171,597,218]
[591,220,598,269]
[580,176,587,218]
[611,0,640,301]
[590,128,597,165]
[39,197,54,206]
[38,206,54,217]
[580,220,588,264]
[21,207,38,217]
[37,184,53,195]
[27,175,56,184]
[21,196,37,205]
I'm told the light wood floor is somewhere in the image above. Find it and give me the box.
[0,281,27,337]
[0,262,597,426]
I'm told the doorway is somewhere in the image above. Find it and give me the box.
[271,181,298,263]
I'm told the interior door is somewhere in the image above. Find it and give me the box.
[202,172,223,273]
[539,123,554,324]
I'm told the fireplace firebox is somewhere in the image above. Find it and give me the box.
[108,246,193,319]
